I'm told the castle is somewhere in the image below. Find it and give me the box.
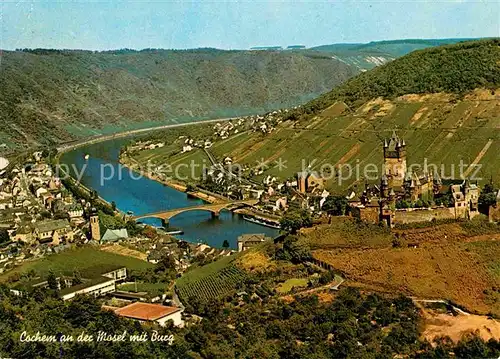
[352,131,480,227]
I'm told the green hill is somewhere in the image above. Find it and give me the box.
[0,48,357,149]
[311,38,481,57]
[300,39,500,114]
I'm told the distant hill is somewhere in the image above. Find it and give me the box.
[308,38,487,71]
[310,38,480,57]
[300,39,500,114]
[0,48,357,148]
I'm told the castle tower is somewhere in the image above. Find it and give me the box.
[380,174,389,198]
[90,209,100,241]
[383,131,407,188]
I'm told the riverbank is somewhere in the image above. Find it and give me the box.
[56,117,233,153]
[119,153,225,205]
[120,150,284,226]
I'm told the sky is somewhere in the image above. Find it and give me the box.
[1,0,499,50]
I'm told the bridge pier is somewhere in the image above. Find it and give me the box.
[161,218,169,228]
[211,211,220,219]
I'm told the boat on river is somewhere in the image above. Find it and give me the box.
[243,215,281,229]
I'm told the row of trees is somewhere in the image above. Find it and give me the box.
[1,284,498,358]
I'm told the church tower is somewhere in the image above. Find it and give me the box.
[90,209,101,241]
[383,131,407,188]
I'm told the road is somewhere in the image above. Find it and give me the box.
[411,298,471,315]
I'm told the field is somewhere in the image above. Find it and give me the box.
[175,255,248,303]
[101,244,148,261]
[313,239,500,316]
[133,89,500,191]
[276,278,309,293]
[0,246,153,282]
[421,310,500,343]
[301,217,394,249]
[300,218,500,316]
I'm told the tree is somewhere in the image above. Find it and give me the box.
[222,239,230,248]
[322,195,349,216]
[0,229,9,244]
[478,181,498,213]
[73,270,82,285]
[396,200,411,209]
[156,254,176,273]
[47,270,58,290]
[280,209,312,234]
[111,201,117,211]
[186,183,196,192]
[276,236,311,263]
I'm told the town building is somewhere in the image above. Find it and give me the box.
[60,276,117,301]
[237,233,270,252]
[10,266,127,301]
[33,219,73,245]
[451,179,480,219]
[101,228,129,243]
[114,302,184,327]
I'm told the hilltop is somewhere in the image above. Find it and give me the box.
[301,39,500,113]
[311,38,481,57]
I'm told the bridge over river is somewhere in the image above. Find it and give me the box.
[132,199,258,226]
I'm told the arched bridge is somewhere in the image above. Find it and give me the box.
[132,199,258,226]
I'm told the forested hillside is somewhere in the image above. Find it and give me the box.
[296,39,500,116]
[0,48,357,148]
[311,38,480,57]
[1,39,485,150]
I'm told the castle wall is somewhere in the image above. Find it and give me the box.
[488,205,500,222]
[394,207,456,224]
[351,206,380,224]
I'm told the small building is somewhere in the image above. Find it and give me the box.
[101,228,128,243]
[10,225,34,243]
[114,302,184,327]
[451,179,480,219]
[67,205,84,221]
[237,233,270,252]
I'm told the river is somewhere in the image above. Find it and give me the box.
[60,137,279,249]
